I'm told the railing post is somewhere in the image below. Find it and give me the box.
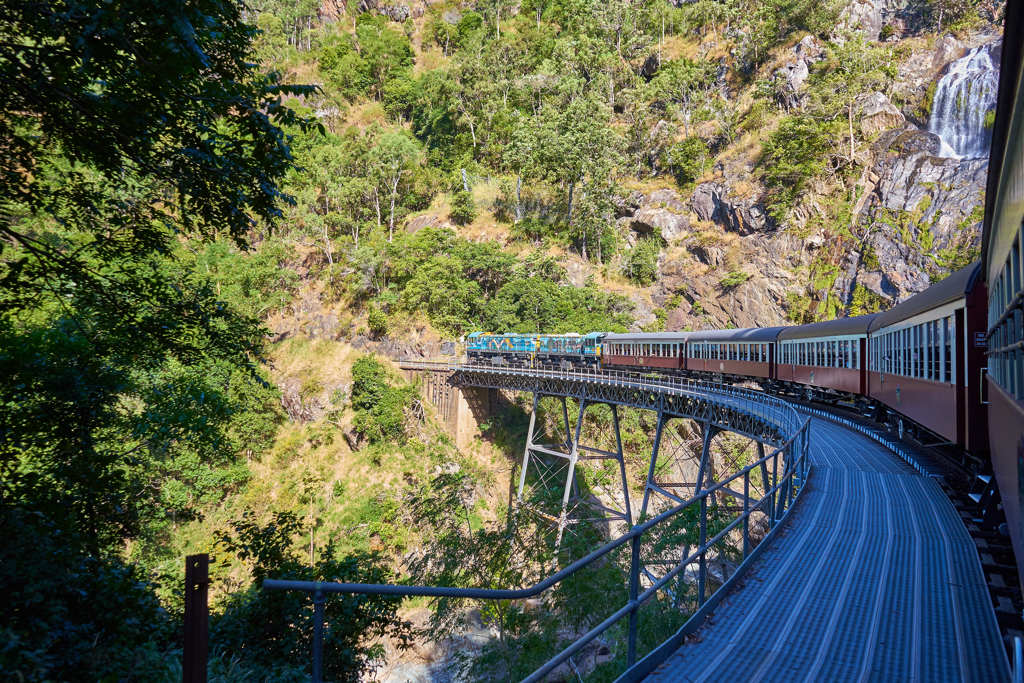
[742,470,750,559]
[312,588,325,683]
[698,493,707,606]
[183,553,209,683]
[770,448,779,526]
[627,533,641,667]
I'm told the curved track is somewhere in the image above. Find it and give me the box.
[645,415,1008,682]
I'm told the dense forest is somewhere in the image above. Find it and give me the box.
[1,0,1001,679]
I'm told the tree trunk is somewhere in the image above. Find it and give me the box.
[388,176,399,242]
[515,174,523,223]
[323,225,333,268]
[373,187,381,227]
[566,181,575,227]
[468,115,477,148]
[462,167,470,192]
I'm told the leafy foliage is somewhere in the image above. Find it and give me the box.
[761,114,831,220]
[623,237,663,286]
[214,512,412,680]
[449,190,478,225]
[350,356,416,443]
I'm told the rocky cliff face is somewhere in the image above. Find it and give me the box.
[608,26,998,330]
[836,127,987,303]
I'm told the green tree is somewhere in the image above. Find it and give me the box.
[371,131,423,242]
[623,237,662,285]
[214,511,412,680]
[450,189,478,225]
[350,356,416,443]
[807,36,896,164]
[0,0,315,675]
[760,114,830,220]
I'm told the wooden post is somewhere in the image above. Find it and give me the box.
[183,554,209,683]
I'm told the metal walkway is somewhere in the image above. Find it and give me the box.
[644,415,1009,682]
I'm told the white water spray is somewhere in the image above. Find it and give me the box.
[927,43,999,159]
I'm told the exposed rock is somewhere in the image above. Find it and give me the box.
[773,35,824,109]
[442,9,461,24]
[358,0,410,21]
[874,126,942,156]
[861,92,906,136]
[621,188,689,241]
[630,207,689,241]
[343,428,364,452]
[565,259,590,287]
[840,0,909,41]
[836,143,987,304]
[613,190,644,218]
[933,34,968,68]
[406,214,443,233]
[691,183,775,235]
[646,188,687,212]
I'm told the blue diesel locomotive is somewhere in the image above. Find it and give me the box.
[466,332,603,369]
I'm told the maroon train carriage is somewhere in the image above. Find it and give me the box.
[776,314,878,398]
[866,263,989,454]
[981,0,1024,596]
[685,327,786,380]
[601,332,687,371]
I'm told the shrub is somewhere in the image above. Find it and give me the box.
[350,356,414,443]
[367,305,388,338]
[665,137,710,188]
[720,270,751,289]
[622,238,662,286]
[213,512,411,681]
[449,190,477,225]
[761,114,830,221]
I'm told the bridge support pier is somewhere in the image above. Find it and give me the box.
[412,370,493,450]
[516,393,633,551]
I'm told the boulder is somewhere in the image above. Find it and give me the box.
[613,190,644,218]
[630,207,689,241]
[406,214,443,233]
[876,127,942,156]
[860,92,906,136]
[691,182,775,235]
[646,188,687,212]
[442,9,461,24]
[773,35,824,109]
[622,188,689,241]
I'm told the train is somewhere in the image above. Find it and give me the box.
[983,0,1024,600]
[466,262,989,457]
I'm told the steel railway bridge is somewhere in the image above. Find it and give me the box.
[265,362,1010,682]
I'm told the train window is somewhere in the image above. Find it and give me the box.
[943,316,952,382]
[915,327,920,377]
[923,324,929,378]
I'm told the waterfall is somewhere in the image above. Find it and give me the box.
[927,43,999,159]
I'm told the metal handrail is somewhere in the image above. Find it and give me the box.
[264,364,812,682]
